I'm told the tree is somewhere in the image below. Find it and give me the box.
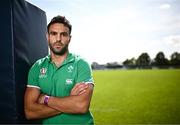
[154,51,169,66]
[91,62,99,69]
[170,52,180,66]
[123,58,137,69]
[136,53,151,67]
[106,62,122,69]
[123,58,136,66]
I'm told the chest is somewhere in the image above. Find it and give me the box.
[38,63,77,97]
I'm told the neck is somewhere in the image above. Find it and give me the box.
[50,51,69,67]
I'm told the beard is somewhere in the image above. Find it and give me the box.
[49,41,68,56]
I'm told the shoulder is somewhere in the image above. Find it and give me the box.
[72,54,90,67]
[30,56,49,69]
[72,54,92,71]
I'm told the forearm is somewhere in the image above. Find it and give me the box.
[25,101,61,119]
[25,83,93,116]
[24,87,62,120]
[47,95,88,114]
[47,84,94,114]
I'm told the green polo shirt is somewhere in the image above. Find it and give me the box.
[27,53,94,124]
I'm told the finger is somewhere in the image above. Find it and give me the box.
[71,82,88,95]
[76,84,88,94]
[38,94,44,104]
[71,83,81,93]
[78,84,90,95]
[72,83,85,93]
[78,89,86,95]
[71,83,83,95]
[72,83,83,91]
[75,84,87,92]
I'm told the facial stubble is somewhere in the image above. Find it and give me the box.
[49,41,69,56]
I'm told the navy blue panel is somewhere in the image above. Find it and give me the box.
[0,0,17,123]
[14,0,48,123]
[13,0,48,123]
[0,0,47,123]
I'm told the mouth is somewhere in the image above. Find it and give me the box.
[54,45,63,50]
[54,44,62,47]
[53,42,64,48]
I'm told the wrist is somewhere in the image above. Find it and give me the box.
[44,95,50,105]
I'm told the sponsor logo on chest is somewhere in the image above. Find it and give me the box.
[66,79,73,85]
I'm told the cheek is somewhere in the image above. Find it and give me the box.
[49,37,56,43]
[62,38,70,44]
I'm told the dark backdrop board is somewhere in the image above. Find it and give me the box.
[0,0,48,123]
[0,0,17,123]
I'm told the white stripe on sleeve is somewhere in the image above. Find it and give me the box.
[27,85,40,89]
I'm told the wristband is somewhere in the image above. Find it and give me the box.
[44,95,50,105]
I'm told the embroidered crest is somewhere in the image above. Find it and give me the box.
[67,65,74,72]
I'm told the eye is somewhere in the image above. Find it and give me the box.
[49,31,57,36]
[61,32,69,37]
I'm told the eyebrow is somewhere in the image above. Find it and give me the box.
[49,31,57,34]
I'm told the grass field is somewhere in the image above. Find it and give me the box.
[90,69,180,124]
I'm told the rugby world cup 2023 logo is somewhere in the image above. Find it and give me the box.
[39,68,47,78]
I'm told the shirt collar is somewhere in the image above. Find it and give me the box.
[47,53,75,65]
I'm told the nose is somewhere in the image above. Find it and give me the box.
[56,33,62,41]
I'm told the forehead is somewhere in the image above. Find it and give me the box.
[49,23,69,32]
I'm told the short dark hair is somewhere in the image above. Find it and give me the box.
[47,15,72,34]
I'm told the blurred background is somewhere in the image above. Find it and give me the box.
[26,0,180,66]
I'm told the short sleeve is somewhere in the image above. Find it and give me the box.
[27,63,40,89]
[76,59,94,85]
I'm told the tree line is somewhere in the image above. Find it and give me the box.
[91,51,180,69]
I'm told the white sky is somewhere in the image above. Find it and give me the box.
[26,0,180,64]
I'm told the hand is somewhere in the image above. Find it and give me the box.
[70,82,88,96]
[38,94,45,104]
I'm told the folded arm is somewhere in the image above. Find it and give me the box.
[40,83,94,114]
[24,87,61,120]
[24,83,90,119]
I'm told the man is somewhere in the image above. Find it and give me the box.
[24,15,94,124]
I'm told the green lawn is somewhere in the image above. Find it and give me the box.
[90,69,180,124]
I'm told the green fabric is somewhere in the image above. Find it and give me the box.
[28,53,94,124]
